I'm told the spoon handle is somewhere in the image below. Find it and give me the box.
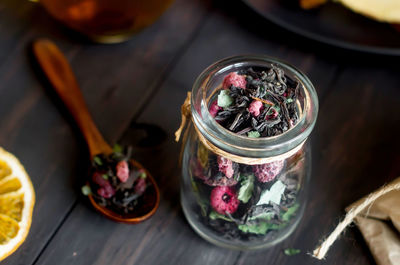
[33,39,112,157]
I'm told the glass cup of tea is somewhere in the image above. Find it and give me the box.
[37,0,174,43]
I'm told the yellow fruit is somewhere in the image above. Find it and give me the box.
[0,148,35,261]
[0,160,12,180]
[0,193,24,221]
[0,177,22,195]
[0,214,19,244]
[338,0,400,23]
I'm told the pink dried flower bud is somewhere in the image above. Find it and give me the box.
[209,100,222,117]
[97,182,115,198]
[222,72,247,90]
[266,108,279,120]
[116,160,130,183]
[134,178,147,195]
[254,160,284,182]
[248,100,263,117]
[217,156,234,179]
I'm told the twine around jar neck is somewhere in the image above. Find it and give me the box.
[175,92,306,165]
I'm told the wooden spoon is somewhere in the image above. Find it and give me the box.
[32,38,160,224]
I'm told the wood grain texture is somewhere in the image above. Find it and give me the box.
[1,0,400,264]
[0,0,210,264]
[29,2,395,265]
[33,39,113,157]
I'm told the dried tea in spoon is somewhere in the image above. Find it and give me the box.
[82,145,151,215]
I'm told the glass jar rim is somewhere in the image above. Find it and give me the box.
[191,55,319,158]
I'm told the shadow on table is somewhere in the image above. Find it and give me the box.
[214,0,399,69]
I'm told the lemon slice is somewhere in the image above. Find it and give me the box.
[0,160,11,180]
[0,193,24,222]
[0,148,35,261]
[338,0,400,23]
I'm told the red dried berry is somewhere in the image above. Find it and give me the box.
[222,72,246,90]
[134,178,147,195]
[266,108,279,120]
[92,172,108,187]
[217,156,234,179]
[97,182,115,198]
[210,186,239,215]
[116,160,130,183]
[254,160,284,182]
[248,100,263,117]
[209,100,222,117]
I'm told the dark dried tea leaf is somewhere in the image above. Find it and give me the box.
[84,145,151,215]
[211,65,301,137]
[188,67,306,244]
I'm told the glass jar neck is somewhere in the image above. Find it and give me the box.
[191,55,318,159]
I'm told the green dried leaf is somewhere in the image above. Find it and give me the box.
[199,199,208,217]
[140,172,147,179]
[247,131,260,138]
[93,156,103,166]
[102,174,109,180]
[257,180,286,206]
[284,248,300,256]
[282,203,299,222]
[273,105,281,113]
[81,185,91,196]
[248,211,274,221]
[217,90,233,108]
[192,180,208,216]
[238,222,282,235]
[238,174,254,203]
[113,144,123,154]
[209,211,232,222]
[191,179,198,192]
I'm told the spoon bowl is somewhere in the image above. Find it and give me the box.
[33,38,160,223]
[88,159,159,223]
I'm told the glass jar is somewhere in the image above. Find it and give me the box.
[180,55,318,250]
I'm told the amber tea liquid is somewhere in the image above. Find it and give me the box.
[40,0,174,43]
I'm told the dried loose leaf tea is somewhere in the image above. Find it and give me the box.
[83,145,152,215]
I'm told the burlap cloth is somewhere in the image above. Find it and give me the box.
[347,177,400,265]
[313,177,400,264]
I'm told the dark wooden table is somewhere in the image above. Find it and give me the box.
[1,0,400,264]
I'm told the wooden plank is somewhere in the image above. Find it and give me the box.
[233,65,400,264]
[0,0,210,264]
[30,4,347,265]
[0,57,82,264]
[111,9,400,265]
